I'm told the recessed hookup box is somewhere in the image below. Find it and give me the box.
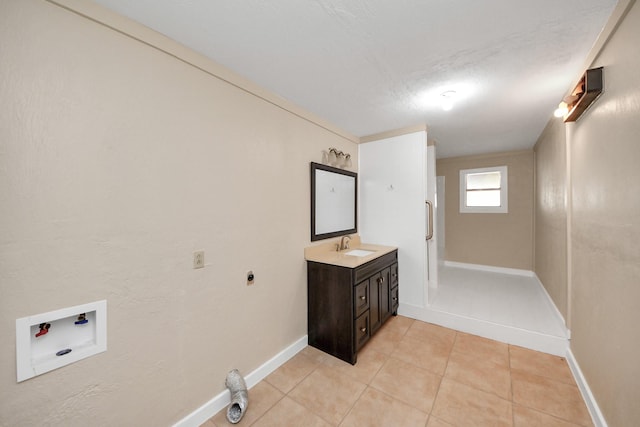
[15,300,107,382]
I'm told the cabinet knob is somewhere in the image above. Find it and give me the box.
[360,327,367,333]
[392,297,398,301]
[359,295,366,301]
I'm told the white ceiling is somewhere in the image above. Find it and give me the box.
[92,0,617,158]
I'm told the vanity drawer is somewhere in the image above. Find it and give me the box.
[354,251,398,283]
[354,311,370,351]
[354,280,369,317]
[391,285,399,313]
[391,263,398,287]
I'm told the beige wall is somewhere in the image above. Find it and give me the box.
[436,151,534,270]
[533,119,568,320]
[534,1,640,424]
[568,1,640,424]
[0,1,357,425]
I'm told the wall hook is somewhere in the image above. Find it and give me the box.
[35,323,50,338]
[74,313,88,325]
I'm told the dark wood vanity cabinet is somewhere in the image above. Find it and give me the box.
[307,250,398,365]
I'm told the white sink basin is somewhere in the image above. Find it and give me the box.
[343,249,375,257]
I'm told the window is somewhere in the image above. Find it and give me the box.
[459,166,508,213]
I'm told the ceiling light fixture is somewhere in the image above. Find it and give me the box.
[440,91,457,111]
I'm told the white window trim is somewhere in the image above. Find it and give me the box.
[459,166,508,213]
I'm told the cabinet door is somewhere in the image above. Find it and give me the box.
[369,275,381,333]
[379,267,391,324]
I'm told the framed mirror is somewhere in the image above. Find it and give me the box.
[310,162,357,241]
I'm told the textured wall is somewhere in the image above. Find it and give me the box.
[533,119,568,320]
[0,1,356,425]
[567,1,640,424]
[436,150,534,270]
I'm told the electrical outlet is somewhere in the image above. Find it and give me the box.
[193,251,205,269]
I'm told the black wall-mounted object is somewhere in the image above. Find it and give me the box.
[310,162,357,241]
[564,67,603,122]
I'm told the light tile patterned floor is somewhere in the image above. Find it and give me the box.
[202,316,592,427]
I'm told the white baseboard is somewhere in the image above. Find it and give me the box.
[566,348,608,427]
[173,335,308,427]
[444,261,535,277]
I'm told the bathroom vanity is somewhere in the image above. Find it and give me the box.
[305,238,398,365]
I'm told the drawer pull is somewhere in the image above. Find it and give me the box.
[360,327,367,333]
[359,295,366,301]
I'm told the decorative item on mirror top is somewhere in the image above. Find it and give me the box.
[322,147,352,169]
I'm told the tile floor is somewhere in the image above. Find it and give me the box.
[202,316,592,427]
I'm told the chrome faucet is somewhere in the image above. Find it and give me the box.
[339,235,351,251]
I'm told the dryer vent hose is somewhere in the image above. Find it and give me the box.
[225,369,248,424]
